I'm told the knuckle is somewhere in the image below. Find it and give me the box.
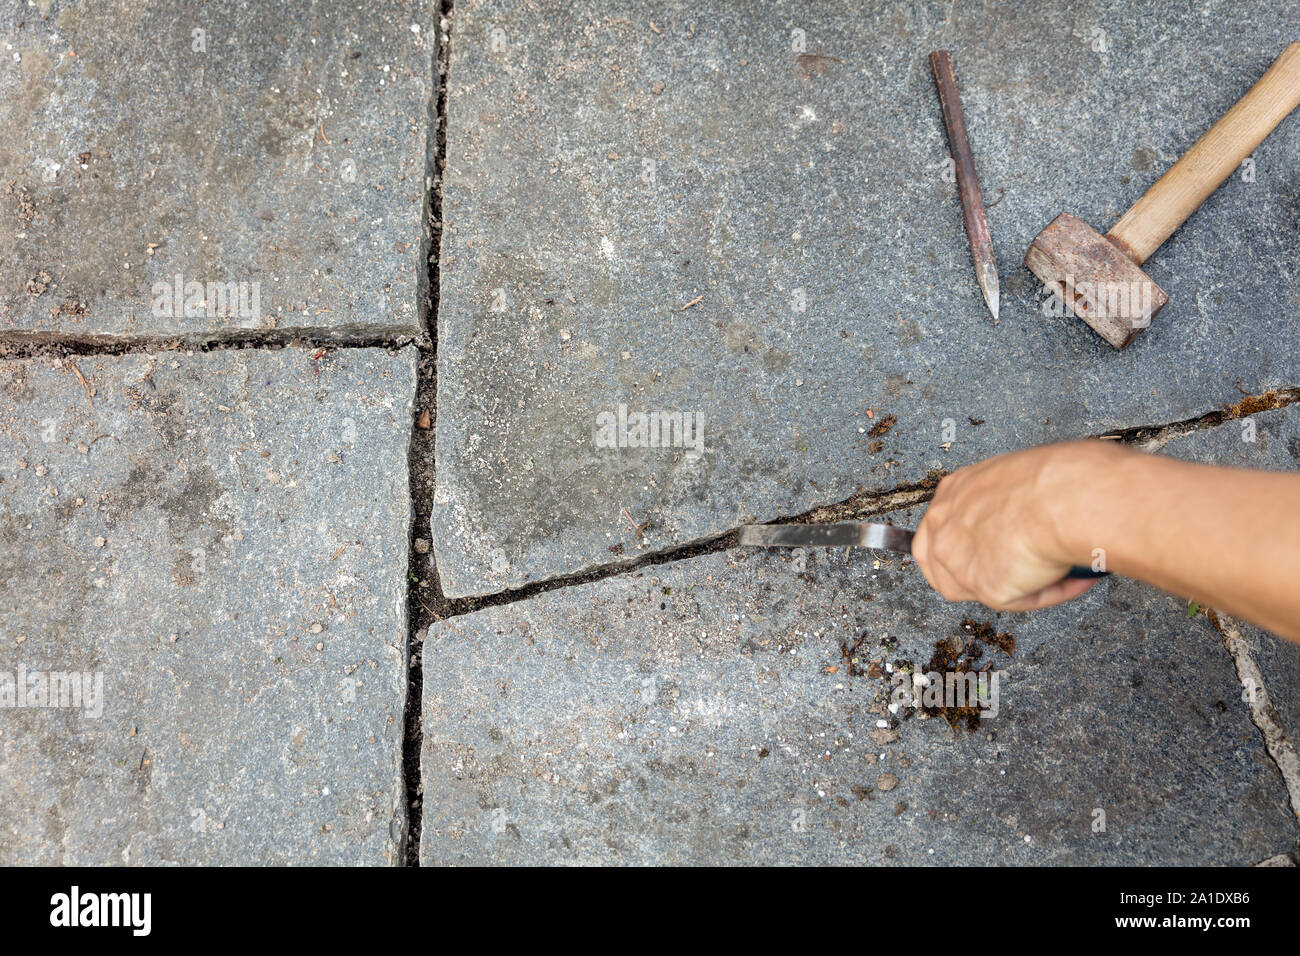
[922,508,949,533]
[986,583,1023,608]
[929,526,957,562]
[935,581,960,601]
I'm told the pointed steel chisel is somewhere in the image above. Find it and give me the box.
[930,50,1000,321]
[738,521,1106,580]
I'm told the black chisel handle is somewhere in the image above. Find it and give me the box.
[1066,566,1108,579]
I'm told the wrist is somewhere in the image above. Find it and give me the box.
[1034,439,1133,567]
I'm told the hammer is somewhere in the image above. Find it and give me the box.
[1026,42,1300,348]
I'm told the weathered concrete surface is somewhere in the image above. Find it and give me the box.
[420,541,1298,865]
[0,347,416,864]
[0,0,434,342]
[1159,405,1300,740]
[432,0,1300,597]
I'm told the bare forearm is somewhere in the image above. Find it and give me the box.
[1056,446,1300,641]
[914,439,1300,642]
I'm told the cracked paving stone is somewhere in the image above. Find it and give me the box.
[0,0,434,343]
[420,534,1298,865]
[431,0,1300,597]
[0,346,416,864]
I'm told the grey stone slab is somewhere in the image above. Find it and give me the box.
[0,346,415,864]
[420,541,1297,865]
[0,0,434,342]
[432,0,1300,597]
[1157,405,1300,740]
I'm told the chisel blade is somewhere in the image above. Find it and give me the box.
[739,521,1107,581]
[737,522,914,554]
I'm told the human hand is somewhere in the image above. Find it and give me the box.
[911,441,1120,611]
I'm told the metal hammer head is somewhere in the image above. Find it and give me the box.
[1024,213,1168,348]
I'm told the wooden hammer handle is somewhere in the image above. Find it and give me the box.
[1107,41,1300,264]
